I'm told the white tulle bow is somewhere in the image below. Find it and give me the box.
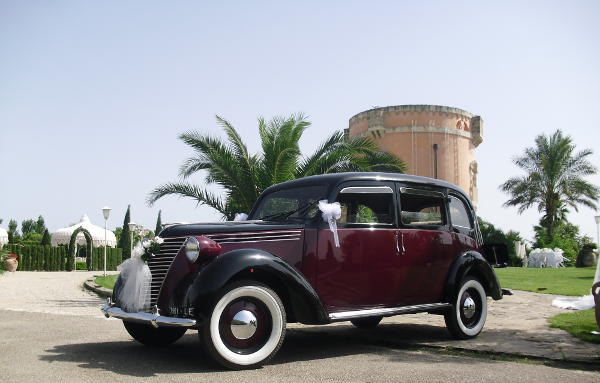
[116,242,151,313]
[319,200,342,247]
[234,213,248,221]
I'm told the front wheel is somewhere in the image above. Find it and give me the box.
[200,280,286,370]
[444,277,487,340]
[123,321,187,346]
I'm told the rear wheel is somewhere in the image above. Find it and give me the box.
[123,321,187,346]
[444,277,487,340]
[350,316,382,329]
[200,280,286,370]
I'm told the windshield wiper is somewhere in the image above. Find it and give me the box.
[261,198,323,221]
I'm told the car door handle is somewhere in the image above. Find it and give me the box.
[396,231,405,255]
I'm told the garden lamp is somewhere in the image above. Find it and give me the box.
[102,206,111,277]
[128,221,137,257]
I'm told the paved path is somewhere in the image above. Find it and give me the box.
[2,271,599,365]
[289,290,600,363]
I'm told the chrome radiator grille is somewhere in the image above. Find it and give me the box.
[147,236,187,307]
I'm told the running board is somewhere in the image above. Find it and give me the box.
[329,303,452,322]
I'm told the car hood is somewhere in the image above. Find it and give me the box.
[159,220,305,237]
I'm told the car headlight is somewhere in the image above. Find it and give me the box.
[186,237,200,263]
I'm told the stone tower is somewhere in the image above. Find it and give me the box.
[346,105,483,209]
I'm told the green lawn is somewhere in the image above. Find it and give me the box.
[496,266,599,344]
[95,274,118,290]
[549,309,600,344]
[495,267,596,296]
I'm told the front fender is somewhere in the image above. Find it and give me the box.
[445,250,503,302]
[183,249,329,325]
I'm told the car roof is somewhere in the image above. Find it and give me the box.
[261,172,468,197]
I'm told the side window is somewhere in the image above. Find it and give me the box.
[449,196,473,229]
[335,186,394,225]
[399,188,446,227]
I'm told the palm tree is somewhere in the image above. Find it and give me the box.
[147,113,407,219]
[499,129,599,240]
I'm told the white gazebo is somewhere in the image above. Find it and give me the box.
[0,227,8,249]
[51,214,117,248]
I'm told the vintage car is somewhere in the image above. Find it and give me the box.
[102,172,508,369]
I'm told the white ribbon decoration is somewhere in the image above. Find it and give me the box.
[319,200,342,247]
[234,213,248,222]
[116,242,152,313]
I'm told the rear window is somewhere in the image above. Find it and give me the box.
[399,188,446,227]
[449,196,472,229]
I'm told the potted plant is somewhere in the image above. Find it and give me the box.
[575,242,598,267]
[1,249,19,273]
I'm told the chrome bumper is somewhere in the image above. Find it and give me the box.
[101,298,197,329]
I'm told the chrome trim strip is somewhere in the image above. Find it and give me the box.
[211,238,301,245]
[209,234,301,241]
[328,303,452,322]
[101,298,197,328]
[208,230,302,237]
[340,186,393,194]
[206,230,302,244]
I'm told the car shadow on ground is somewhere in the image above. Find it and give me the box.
[38,323,500,377]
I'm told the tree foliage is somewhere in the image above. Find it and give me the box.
[117,205,132,259]
[21,215,47,236]
[155,210,162,235]
[21,219,35,236]
[8,219,17,233]
[147,113,407,220]
[531,219,592,267]
[478,217,524,267]
[499,130,599,240]
[41,229,51,246]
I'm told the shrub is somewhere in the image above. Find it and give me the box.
[76,261,87,270]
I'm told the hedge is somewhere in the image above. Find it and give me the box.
[3,244,122,272]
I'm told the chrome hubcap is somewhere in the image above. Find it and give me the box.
[462,296,476,319]
[231,310,258,339]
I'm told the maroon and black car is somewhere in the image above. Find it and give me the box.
[102,172,508,369]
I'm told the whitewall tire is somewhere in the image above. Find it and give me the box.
[444,277,487,340]
[201,280,286,370]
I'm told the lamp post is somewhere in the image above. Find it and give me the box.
[128,222,137,257]
[102,207,111,277]
[595,216,600,250]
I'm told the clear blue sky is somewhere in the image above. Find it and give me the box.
[1,0,599,243]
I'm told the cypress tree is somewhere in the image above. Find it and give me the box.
[21,246,26,271]
[44,246,50,271]
[60,246,66,271]
[41,229,51,246]
[118,205,132,259]
[38,245,44,270]
[66,244,73,271]
[155,210,162,236]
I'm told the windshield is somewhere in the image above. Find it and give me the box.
[252,185,327,221]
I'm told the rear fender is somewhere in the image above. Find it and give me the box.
[445,250,503,302]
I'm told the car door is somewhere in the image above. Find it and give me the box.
[395,185,455,305]
[316,182,400,308]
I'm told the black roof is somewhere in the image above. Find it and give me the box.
[261,172,468,196]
